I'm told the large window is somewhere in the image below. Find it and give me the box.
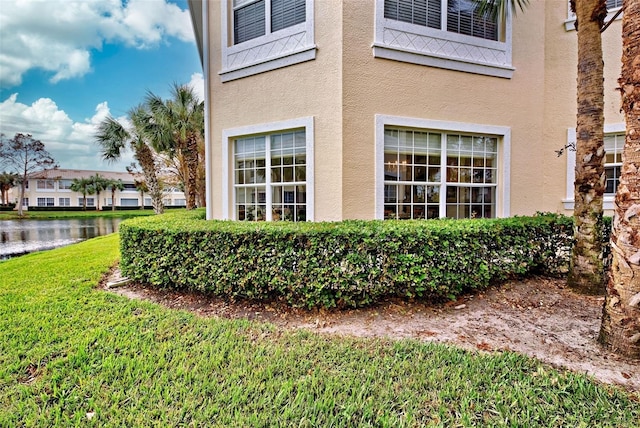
[233,0,306,44]
[234,130,307,221]
[605,133,624,195]
[79,197,95,207]
[383,127,497,219]
[384,0,498,41]
[59,197,70,207]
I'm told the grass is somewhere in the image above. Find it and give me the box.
[0,209,158,220]
[0,235,638,427]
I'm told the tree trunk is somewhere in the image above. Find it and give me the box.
[568,0,608,295]
[599,0,640,358]
[112,189,116,211]
[135,143,164,215]
[185,133,199,209]
[17,181,25,216]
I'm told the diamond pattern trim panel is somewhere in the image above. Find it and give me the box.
[383,28,508,66]
[227,32,308,70]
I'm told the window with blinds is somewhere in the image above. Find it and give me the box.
[607,0,622,9]
[604,133,624,195]
[383,0,499,41]
[233,0,306,45]
[383,0,441,29]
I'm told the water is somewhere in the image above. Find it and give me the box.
[0,218,122,260]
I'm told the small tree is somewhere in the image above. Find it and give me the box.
[106,179,125,211]
[134,179,148,209]
[70,178,95,211]
[0,133,57,216]
[0,171,18,205]
[90,174,109,211]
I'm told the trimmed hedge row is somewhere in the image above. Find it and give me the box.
[119,210,610,309]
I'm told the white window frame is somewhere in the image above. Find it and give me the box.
[58,197,71,207]
[220,0,316,82]
[37,197,54,207]
[564,123,625,210]
[222,116,315,220]
[79,197,95,207]
[565,0,623,31]
[373,0,514,78]
[58,179,73,191]
[375,114,510,219]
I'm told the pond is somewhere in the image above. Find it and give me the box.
[0,218,123,260]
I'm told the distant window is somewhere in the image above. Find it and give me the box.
[59,197,70,206]
[123,183,137,190]
[22,198,29,207]
[37,197,54,207]
[59,179,72,190]
[36,179,54,190]
[121,198,138,207]
[174,199,187,206]
[144,198,152,206]
[607,0,622,9]
[79,197,95,207]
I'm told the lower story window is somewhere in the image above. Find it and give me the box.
[79,197,95,207]
[605,133,624,195]
[121,198,138,207]
[383,127,498,219]
[37,197,54,207]
[234,129,307,221]
[59,197,70,207]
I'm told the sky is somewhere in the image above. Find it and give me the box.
[0,0,204,172]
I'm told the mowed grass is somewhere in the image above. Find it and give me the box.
[0,236,638,427]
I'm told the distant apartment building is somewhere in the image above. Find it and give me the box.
[9,169,186,209]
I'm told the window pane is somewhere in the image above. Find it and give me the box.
[271,0,306,32]
[384,0,441,29]
[234,0,266,44]
[446,0,498,41]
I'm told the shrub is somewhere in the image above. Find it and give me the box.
[119,211,607,309]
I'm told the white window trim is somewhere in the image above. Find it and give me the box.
[563,123,625,210]
[222,116,315,220]
[564,1,622,32]
[375,114,511,219]
[220,0,316,82]
[373,0,514,79]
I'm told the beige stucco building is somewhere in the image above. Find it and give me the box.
[189,0,625,222]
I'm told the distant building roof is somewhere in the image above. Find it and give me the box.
[27,168,136,182]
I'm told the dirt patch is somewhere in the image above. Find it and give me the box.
[101,268,639,393]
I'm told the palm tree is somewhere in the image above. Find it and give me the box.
[134,179,149,209]
[0,171,17,205]
[599,0,640,359]
[95,105,164,214]
[145,83,204,210]
[476,0,607,294]
[106,178,125,211]
[70,177,94,211]
[90,174,109,211]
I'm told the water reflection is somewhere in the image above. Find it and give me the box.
[0,218,122,260]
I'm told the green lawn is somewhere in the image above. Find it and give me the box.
[0,235,638,427]
[0,209,158,220]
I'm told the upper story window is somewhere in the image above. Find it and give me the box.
[59,179,72,190]
[36,179,54,190]
[233,0,306,44]
[607,0,622,9]
[221,0,315,82]
[565,0,622,31]
[374,0,513,78]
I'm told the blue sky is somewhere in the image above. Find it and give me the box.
[0,0,203,172]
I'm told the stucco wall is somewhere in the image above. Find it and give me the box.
[207,0,344,221]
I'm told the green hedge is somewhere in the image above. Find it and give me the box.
[120,211,611,309]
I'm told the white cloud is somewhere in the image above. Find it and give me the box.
[0,0,195,87]
[0,93,134,171]
[188,73,205,103]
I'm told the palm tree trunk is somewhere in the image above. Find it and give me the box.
[185,134,199,209]
[567,0,608,295]
[599,0,640,358]
[112,189,116,211]
[135,143,164,215]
